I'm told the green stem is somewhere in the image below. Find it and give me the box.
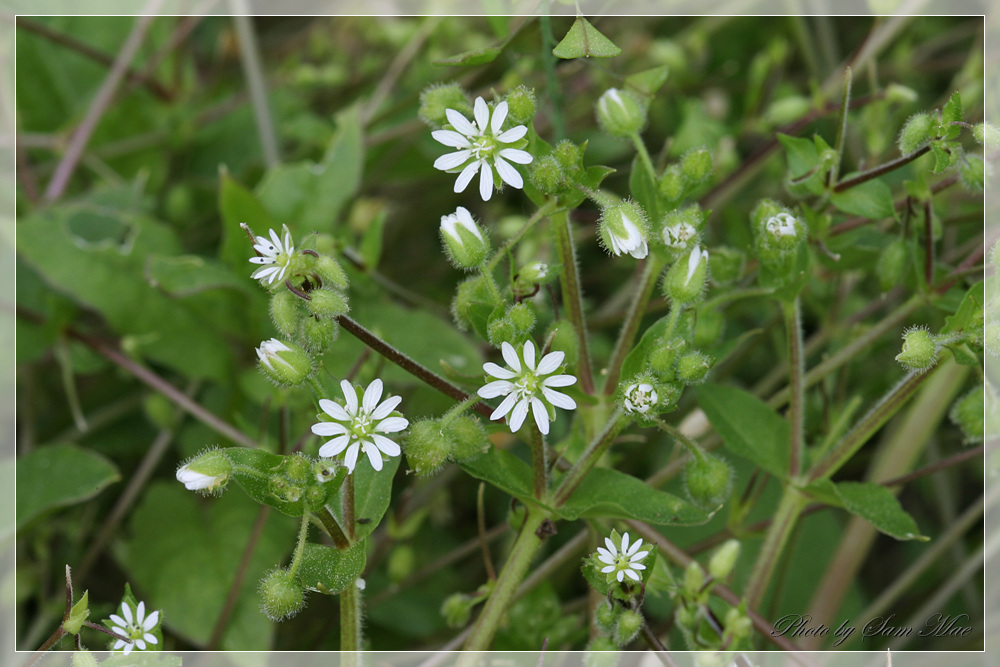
[700,286,775,311]
[832,144,932,193]
[744,486,807,611]
[342,473,356,542]
[307,375,326,399]
[439,395,481,428]
[463,507,547,651]
[316,506,351,550]
[827,66,852,189]
[340,578,362,655]
[288,513,311,577]
[654,418,706,464]
[552,410,627,507]
[784,298,805,478]
[479,260,504,304]
[551,209,595,394]
[631,133,658,183]
[485,200,559,273]
[528,422,548,500]
[603,255,666,395]
[539,7,566,141]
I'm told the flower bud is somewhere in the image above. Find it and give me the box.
[683,561,705,596]
[446,415,491,462]
[314,255,349,290]
[441,592,475,628]
[614,609,643,646]
[663,245,709,304]
[973,122,1000,148]
[440,207,489,269]
[304,485,327,511]
[176,448,232,494]
[877,239,910,292]
[259,568,305,621]
[488,316,517,347]
[895,327,937,372]
[950,387,985,444]
[282,453,312,485]
[599,201,650,259]
[680,146,713,186]
[724,605,753,641]
[553,140,583,174]
[650,337,688,376]
[684,454,733,509]
[63,590,89,635]
[505,85,537,124]
[270,290,301,337]
[269,476,303,504]
[661,219,699,253]
[405,420,453,477]
[452,275,498,333]
[658,164,686,203]
[596,88,646,137]
[885,83,918,104]
[676,351,713,384]
[530,155,567,193]
[307,288,349,319]
[764,212,802,247]
[583,637,619,667]
[507,302,535,334]
[419,83,471,127]
[514,262,551,295]
[898,113,935,154]
[959,155,986,192]
[257,338,313,386]
[594,600,619,633]
[708,539,740,581]
[301,314,339,351]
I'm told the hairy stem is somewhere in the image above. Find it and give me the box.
[832,145,931,193]
[827,66,852,188]
[745,486,807,611]
[604,255,666,395]
[340,578,363,655]
[551,209,595,393]
[552,410,627,507]
[784,298,805,477]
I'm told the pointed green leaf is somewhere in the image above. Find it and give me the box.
[17,443,120,530]
[328,455,400,541]
[777,133,820,179]
[460,447,533,503]
[298,540,366,594]
[434,45,502,67]
[625,66,670,99]
[941,92,962,140]
[552,17,621,59]
[830,179,895,219]
[557,467,711,525]
[218,172,276,273]
[698,383,790,479]
[834,481,927,541]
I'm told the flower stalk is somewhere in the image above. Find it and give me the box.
[604,255,666,394]
[551,209,595,393]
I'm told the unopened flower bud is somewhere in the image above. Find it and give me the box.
[707,246,745,286]
[950,387,985,444]
[600,201,650,260]
[898,113,935,154]
[594,600,619,633]
[256,338,313,386]
[405,420,453,477]
[764,95,811,126]
[259,568,305,621]
[505,85,536,124]
[282,453,312,485]
[650,337,687,376]
[440,207,489,269]
[177,449,232,494]
[659,164,686,203]
[725,605,753,641]
[596,88,646,137]
[973,122,1000,148]
[307,288,349,319]
[507,302,535,334]
[446,416,491,462]
[896,327,937,372]
[614,609,643,646]
[684,454,733,509]
[314,255,349,290]
[677,351,713,384]
[268,476,303,503]
[680,146,713,186]
[304,485,327,511]
[270,291,301,337]
[960,155,986,192]
[683,561,705,596]
[487,316,517,347]
[663,245,709,304]
[419,83,471,127]
[530,155,567,193]
[553,140,583,173]
[453,275,498,333]
[302,315,339,351]
[514,262,551,295]
[708,539,740,581]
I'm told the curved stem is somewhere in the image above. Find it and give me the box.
[631,133,658,184]
[603,255,666,395]
[552,410,628,507]
[744,486,806,611]
[654,418,707,464]
[340,579,362,655]
[832,144,932,193]
[288,513,311,577]
[551,209,595,393]
[485,200,559,272]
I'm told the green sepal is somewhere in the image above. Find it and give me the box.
[552,17,622,59]
[63,590,90,635]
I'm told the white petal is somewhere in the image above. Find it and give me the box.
[143,610,159,630]
[479,162,494,200]
[630,563,647,571]
[454,161,480,193]
[522,340,536,371]
[446,108,478,137]
[490,392,519,421]
[311,421,349,437]
[248,256,274,265]
[542,374,577,388]
[617,570,625,582]
[494,156,523,189]
[268,228,283,252]
[478,380,514,399]
[500,342,521,372]
[363,442,383,471]
[113,639,127,649]
[601,565,616,573]
[627,537,644,556]
[596,548,614,561]
[136,601,147,626]
[341,380,359,415]
[362,379,384,415]
[490,100,509,134]
[371,395,402,420]
[432,129,472,148]
[473,97,490,132]
[542,387,577,411]
[319,398,350,422]
[372,433,401,457]
[509,398,530,433]
[621,533,631,554]
[604,537,617,553]
[343,443,360,473]
[122,602,133,625]
[531,397,549,435]
[375,416,408,433]
[123,642,134,656]
[483,362,517,380]
[434,150,472,171]
[624,568,641,581]
[143,633,158,645]
[597,554,615,565]
[268,265,287,284]
[319,434,352,458]
[497,146,532,163]
[135,639,147,651]
[631,550,649,561]
[536,350,565,375]
[111,624,128,637]
[251,266,280,281]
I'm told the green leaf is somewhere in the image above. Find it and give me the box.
[557,164,615,210]
[459,447,533,502]
[329,456,400,541]
[777,133,820,179]
[218,172,276,273]
[433,45,502,67]
[16,443,119,530]
[941,92,962,140]
[698,383,790,479]
[359,208,387,269]
[834,481,927,541]
[830,179,895,220]
[625,66,670,99]
[224,448,305,517]
[552,17,622,59]
[941,280,984,335]
[620,312,680,386]
[298,540,366,594]
[558,467,711,525]
[145,255,248,297]
[931,142,952,173]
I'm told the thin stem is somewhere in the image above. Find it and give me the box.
[552,410,627,507]
[784,298,805,478]
[231,11,279,166]
[528,422,548,500]
[603,256,666,395]
[880,444,986,488]
[342,473,356,542]
[207,505,270,649]
[744,486,807,611]
[832,144,932,193]
[485,200,560,272]
[477,483,497,580]
[340,578,363,654]
[288,513,312,577]
[700,286,775,311]
[827,66,852,189]
[316,505,351,550]
[654,417,706,463]
[336,315,493,419]
[631,133,658,182]
[23,628,67,667]
[551,209,595,393]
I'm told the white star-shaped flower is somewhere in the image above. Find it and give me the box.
[607,211,648,259]
[247,225,295,285]
[311,379,408,474]
[432,96,534,201]
[662,222,698,249]
[596,532,650,583]
[109,599,159,655]
[477,340,577,435]
[765,212,798,239]
[623,382,658,415]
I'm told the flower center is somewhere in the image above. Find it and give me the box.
[514,372,539,399]
[350,414,374,440]
[472,135,497,160]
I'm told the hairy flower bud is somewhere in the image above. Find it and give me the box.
[684,454,733,509]
[307,288,349,319]
[895,327,937,372]
[663,245,709,304]
[446,415,491,462]
[708,539,740,581]
[898,113,935,154]
[405,420,453,477]
[176,448,232,494]
[596,88,646,137]
[440,207,489,269]
[614,609,643,646]
[600,201,650,259]
[594,600,619,633]
[530,155,567,194]
[682,561,705,596]
[680,146,713,186]
[270,290,301,337]
[553,139,583,173]
[505,85,537,123]
[256,338,313,386]
[259,568,305,621]
[314,255,349,290]
[659,164,686,203]
[973,122,1000,148]
[676,351,713,384]
[419,83,471,127]
[959,155,986,192]
[950,387,985,444]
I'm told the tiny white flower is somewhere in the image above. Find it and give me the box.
[256,338,294,373]
[477,340,577,435]
[176,464,225,492]
[109,599,160,655]
[432,96,534,201]
[440,206,484,245]
[311,379,408,474]
[608,211,648,259]
[623,382,658,415]
[662,222,698,249]
[247,224,295,285]
[765,212,798,239]
[596,532,650,583]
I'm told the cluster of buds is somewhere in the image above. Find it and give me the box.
[751,199,807,282]
[404,415,490,477]
[674,540,752,650]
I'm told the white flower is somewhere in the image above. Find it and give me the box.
[662,222,698,249]
[440,206,484,245]
[477,340,577,435]
[596,532,650,583]
[765,212,798,239]
[256,338,294,373]
[311,379,408,474]
[247,225,295,284]
[607,212,648,259]
[623,382,658,415]
[176,464,225,492]
[109,600,159,655]
[432,96,533,201]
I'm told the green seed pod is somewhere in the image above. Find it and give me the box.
[530,155,567,194]
[301,315,339,351]
[256,338,314,386]
[307,288,349,319]
[950,387,985,444]
[877,239,910,292]
[662,246,709,305]
[614,609,644,646]
[282,454,312,485]
[684,454,733,509]
[440,207,490,269]
[594,600,619,634]
[959,155,986,193]
[682,561,705,596]
[973,122,1000,148]
[314,255,348,290]
[419,83,471,127]
[508,302,535,334]
[898,113,935,154]
[270,290,301,337]
[487,316,517,347]
[446,415,491,462]
[596,88,647,138]
[895,327,937,372]
[506,85,537,124]
[676,351,714,384]
[259,568,305,621]
[268,476,303,504]
[708,539,740,581]
[452,275,496,333]
[658,164,686,203]
[405,420,453,477]
[553,139,582,173]
[680,146,713,186]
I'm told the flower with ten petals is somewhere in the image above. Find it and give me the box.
[432,96,533,201]
[246,225,295,285]
[477,340,577,435]
[311,379,408,474]
[109,600,160,655]
[596,532,650,583]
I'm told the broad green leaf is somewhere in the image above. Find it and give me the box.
[558,467,711,525]
[941,92,962,140]
[359,208,387,269]
[16,443,119,530]
[298,540,366,594]
[625,66,670,99]
[460,447,533,502]
[124,483,297,650]
[941,280,984,335]
[629,154,660,222]
[145,255,248,297]
[834,481,927,541]
[433,45,502,66]
[930,140,960,173]
[552,17,621,59]
[777,133,820,179]
[225,448,307,517]
[218,172,276,273]
[830,179,895,220]
[698,383,790,479]
[329,456,400,541]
